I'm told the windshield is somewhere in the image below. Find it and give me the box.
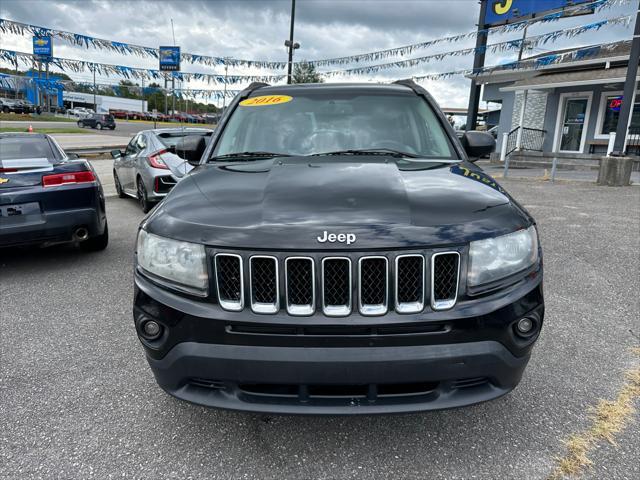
[0,136,57,162]
[212,92,456,159]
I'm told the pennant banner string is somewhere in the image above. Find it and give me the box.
[0,72,242,100]
[320,14,631,76]
[408,40,631,82]
[0,0,628,70]
[311,0,628,67]
[0,49,285,85]
[0,14,629,85]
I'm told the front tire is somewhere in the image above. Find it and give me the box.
[77,121,83,127]
[137,177,153,213]
[96,123,103,130]
[79,223,109,252]
[113,170,127,198]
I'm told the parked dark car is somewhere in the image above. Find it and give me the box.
[14,99,35,114]
[133,81,543,415]
[0,133,108,250]
[0,97,26,114]
[77,113,116,130]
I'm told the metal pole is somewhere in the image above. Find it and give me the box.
[14,59,19,99]
[517,24,529,61]
[466,0,488,131]
[93,65,97,112]
[611,3,640,155]
[172,76,175,115]
[164,75,168,115]
[37,60,42,109]
[141,77,145,114]
[515,89,528,150]
[501,132,510,177]
[222,63,228,110]
[45,61,50,113]
[286,0,296,84]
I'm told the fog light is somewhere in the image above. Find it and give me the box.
[516,317,534,334]
[142,320,162,339]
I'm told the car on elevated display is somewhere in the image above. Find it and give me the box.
[111,127,214,212]
[132,80,544,414]
[0,133,108,251]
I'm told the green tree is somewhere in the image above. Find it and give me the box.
[292,61,323,84]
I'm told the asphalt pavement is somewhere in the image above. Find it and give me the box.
[1,179,639,479]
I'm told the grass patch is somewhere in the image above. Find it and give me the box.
[548,348,640,479]
[0,127,90,134]
[0,113,74,122]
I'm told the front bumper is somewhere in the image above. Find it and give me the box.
[134,267,544,414]
[148,340,529,415]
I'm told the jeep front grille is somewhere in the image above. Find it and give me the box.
[322,257,352,316]
[395,255,425,313]
[215,254,243,311]
[358,257,388,316]
[431,252,460,310]
[213,250,461,316]
[250,256,279,314]
[285,257,315,316]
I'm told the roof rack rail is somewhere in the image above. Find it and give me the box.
[244,82,270,93]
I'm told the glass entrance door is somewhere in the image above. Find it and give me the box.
[559,97,589,152]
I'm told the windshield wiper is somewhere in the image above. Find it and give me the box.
[209,151,292,162]
[310,148,421,158]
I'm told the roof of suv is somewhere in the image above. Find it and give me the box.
[247,82,416,96]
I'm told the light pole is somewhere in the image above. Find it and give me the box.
[611,3,640,156]
[222,59,229,110]
[285,0,300,84]
[92,63,97,112]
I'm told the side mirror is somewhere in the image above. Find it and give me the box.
[66,152,79,160]
[110,149,123,159]
[461,131,496,162]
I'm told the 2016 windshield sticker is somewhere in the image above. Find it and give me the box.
[240,95,293,107]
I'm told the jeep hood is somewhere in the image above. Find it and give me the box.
[144,156,532,249]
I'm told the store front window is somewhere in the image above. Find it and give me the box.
[599,93,640,135]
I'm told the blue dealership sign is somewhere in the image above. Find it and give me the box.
[33,35,53,58]
[159,46,181,71]
[484,0,593,26]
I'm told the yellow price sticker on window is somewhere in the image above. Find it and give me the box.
[240,95,293,107]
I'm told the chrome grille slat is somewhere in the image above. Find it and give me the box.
[395,255,425,314]
[249,256,279,314]
[213,250,459,316]
[431,252,460,311]
[359,256,388,316]
[322,257,352,317]
[285,257,315,316]
[215,254,243,312]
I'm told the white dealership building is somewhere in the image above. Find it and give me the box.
[63,91,147,113]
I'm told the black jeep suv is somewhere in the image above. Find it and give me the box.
[133,80,544,414]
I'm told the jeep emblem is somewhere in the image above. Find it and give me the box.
[317,231,356,245]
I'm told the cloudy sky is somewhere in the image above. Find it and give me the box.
[0,0,636,107]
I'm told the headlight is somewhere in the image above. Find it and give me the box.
[137,229,208,292]
[468,225,538,286]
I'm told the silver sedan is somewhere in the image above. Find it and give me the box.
[111,128,213,212]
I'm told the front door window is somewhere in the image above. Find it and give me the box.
[560,98,588,152]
